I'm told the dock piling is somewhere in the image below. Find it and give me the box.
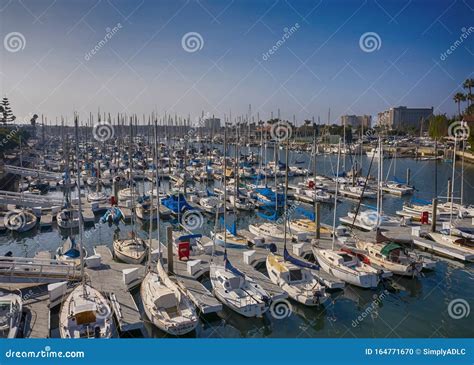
[431,198,438,232]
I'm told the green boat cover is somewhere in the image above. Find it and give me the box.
[380,242,402,257]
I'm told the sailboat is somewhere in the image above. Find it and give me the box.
[113,121,148,264]
[57,137,81,230]
[312,139,381,288]
[355,240,422,277]
[5,209,37,233]
[212,217,249,248]
[266,140,328,306]
[56,236,88,267]
[59,116,115,339]
[210,124,270,317]
[0,290,22,338]
[141,260,198,335]
[140,134,198,335]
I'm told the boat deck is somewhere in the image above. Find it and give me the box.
[85,246,147,336]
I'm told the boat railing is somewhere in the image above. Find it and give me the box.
[0,256,82,281]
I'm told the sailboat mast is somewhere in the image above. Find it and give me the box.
[332,139,342,250]
[449,136,457,229]
[74,116,85,283]
[283,138,289,250]
[223,124,227,249]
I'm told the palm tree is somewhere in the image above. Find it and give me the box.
[463,78,474,107]
[453,92,466,118]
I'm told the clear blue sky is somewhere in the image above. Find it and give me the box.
[0,0,473,125]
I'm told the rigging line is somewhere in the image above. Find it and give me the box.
[348,147,377,241]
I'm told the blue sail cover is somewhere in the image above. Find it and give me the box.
[294,159,305,165]
[283,247,319,270]
[100,207,123,223]
[224,252,244,277]
[334,171,347,177]
[177,234,202,242]
[162,194,192,213]
[219,217,237,235]
[296,207,315,221]
[64,238,80,258]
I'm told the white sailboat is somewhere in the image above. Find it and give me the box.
[0,290,22,338]
[355,240,422,277]
[266,140,328,306]
[313,138,381,289]
[56,236,88,267]
[113,122,148,264]
[59,116,115,339]
[210,125,271,317]
[141,123,198,336]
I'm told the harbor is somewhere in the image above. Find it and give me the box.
[0,120,473,339]
[0,0,473,343]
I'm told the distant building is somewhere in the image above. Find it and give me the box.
[377,106,433,130]
[204,117,221,131]
[340,115,371,129]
